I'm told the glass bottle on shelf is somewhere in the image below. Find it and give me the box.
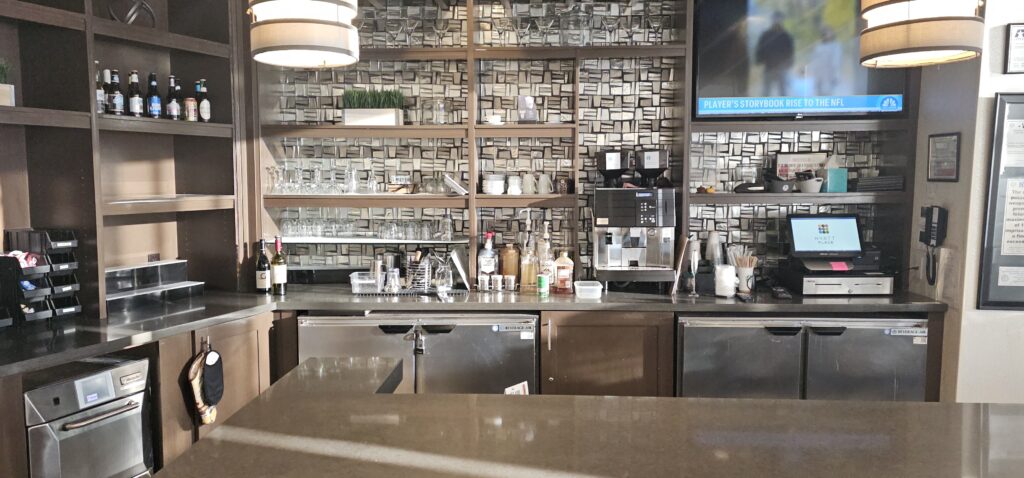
[478,232,498,278]
[127,70,143,117]
[165,75,181,120]
[438,208,455,241]
[271,236,287,296]
[519,228,538,292]
[255,239,271,294]
[94,61,106,114]
[198,79,211,123]
[107,69,124,115]
[500,243,520,279]
[554,251,574,294]
[146,73,162,119]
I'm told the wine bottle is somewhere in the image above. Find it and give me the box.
[127,70,143,117]
[165,75,181,120]
[271,236,287,296]
[198,78,211,123]
[107,69,124,115]
[146,73,162,119]
[255,239,271,294]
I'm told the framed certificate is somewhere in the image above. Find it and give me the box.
[927,133,960,182]
[979,94,1024,309]
[1007,24,1024,74]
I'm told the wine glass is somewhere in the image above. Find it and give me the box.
[404,16,422,47]
[514,17,532,46]
[385,19,404,48]
[628,15,644,45]
[536,15,556,46]
[645,7,664,44]
[494,17,513,46]
[430,18,450,47]
[601,16,619,45]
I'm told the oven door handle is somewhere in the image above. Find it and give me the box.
[62,400,140,431]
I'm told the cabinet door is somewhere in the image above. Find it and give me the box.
[193,312,273,437]
[540,311,674,397]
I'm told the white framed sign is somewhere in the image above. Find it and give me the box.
[1006,24,1024,74]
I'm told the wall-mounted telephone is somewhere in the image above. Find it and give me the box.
[919,206,948,286]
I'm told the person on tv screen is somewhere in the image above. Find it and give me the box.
[755,11,795,97]
[808,26,842,96]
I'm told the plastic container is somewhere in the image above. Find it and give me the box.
[574,280,603,299]
[349,272,381,294]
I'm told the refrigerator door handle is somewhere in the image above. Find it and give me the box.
[809,326,847,336]
[764,326,803,336]
[378,325,415,334]
[421,325,456,334]
[546,320,553,351]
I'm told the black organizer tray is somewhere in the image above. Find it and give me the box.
[47,251,79,275]
[2,228,82,325]
[4,229,78,252]
[50,296,82,317]
[0,307,12,328]
[50,274,81,297]
[19,276,52,301]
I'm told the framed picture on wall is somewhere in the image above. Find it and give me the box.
[979,94,1024,309]
[927,133,961,182]
[1007,24,1024,74]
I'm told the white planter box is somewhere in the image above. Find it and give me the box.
[0,84,14,107]
[343,108,402,126]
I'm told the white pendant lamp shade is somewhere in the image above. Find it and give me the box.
[249,0,360,68]
[860,0,983,68]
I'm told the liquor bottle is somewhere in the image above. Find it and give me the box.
[198,79,211,123]
[519,228,538,292]
[107,69,124,115]
[94,61,106,114]
[499,243,519,279]
[127,70,143,117]
[146,73,162,119]
[554,251,574,294]
[478,232,498,278]
[255,239,271,294]
[271,236,287,296]
[165,75,181,120]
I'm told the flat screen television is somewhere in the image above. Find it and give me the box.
[694,0,908,119]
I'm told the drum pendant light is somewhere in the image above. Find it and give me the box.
[249,0,360,68]
[860,0,984,68]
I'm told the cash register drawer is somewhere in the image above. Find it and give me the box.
[802,276,893,295]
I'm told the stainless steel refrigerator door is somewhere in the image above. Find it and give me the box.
[298,317,416,394]
[28,392,147,478]
[412,315,538,394]
[678,319,804,399]
[805,319,928,401]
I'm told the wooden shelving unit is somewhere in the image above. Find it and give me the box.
[0,0,247,318]
[261,124,469,139]
[476,194,575,208]
[263,194,468,209]
[688,192,908,205]
[475,123,576,138]
[473,44,687,60]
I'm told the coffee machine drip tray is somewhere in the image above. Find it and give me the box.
[595,267,677,283]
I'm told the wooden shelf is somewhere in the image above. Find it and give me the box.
[98,116,233,138]
[690,118,912,133]
[263,194,469,209]
[0,106,91,129]
[91,17,231,58]
[476,194,576,208]
[261,124,469,139]
[281,236,470,245]
[0,0,86,30]
[361,47,469,61]
[475,122,577,138]
[473,44,687,60]
[688,192,907,205]
[103,194,236,216]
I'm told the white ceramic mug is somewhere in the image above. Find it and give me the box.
[737,267,755,293]
[507,176,523,195]
[538,173,554,194]
[522,173,538,194]
[714,264,739,298]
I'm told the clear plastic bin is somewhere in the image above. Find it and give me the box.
[350,272,382,293]
[574,281,603,299]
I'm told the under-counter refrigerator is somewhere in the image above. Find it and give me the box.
[299,313,538,394]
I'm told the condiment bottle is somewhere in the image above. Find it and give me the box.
[554,251,574,293]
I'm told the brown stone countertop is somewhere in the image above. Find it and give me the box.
[157,358,1019,478]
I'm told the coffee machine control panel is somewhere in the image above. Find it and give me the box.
[637,192,658,226]
[594,188,676,228]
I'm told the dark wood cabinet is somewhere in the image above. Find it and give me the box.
[540,311,675,397]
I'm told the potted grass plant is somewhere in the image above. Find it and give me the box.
[0,59,14,107]
[342,89,405,126]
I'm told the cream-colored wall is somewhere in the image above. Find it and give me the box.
[912,0,1024,403]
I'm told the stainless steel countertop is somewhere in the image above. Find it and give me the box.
[157,358,1021,478]
[0,285,946,378]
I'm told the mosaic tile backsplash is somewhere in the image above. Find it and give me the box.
[477,59,576,124]
[356,1,469,48]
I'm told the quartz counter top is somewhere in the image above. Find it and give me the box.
[157,357,1020,478]
[0,285,945,378]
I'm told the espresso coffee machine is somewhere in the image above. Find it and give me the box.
[592,188,677,283]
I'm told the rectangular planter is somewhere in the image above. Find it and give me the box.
[0,84,14,107]
[343,108,402,126]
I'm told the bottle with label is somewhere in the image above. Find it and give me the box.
[255,239,271,294]
[198,79,211,123]
[519,228,538,292]
[537,255,554,296]
[165,75,181,120]
[101,68,112,113]
[554,251,574,293]
[107,69,124,115]
[478,232,498,279]
[94,61,106,114]
[127,70,143,117]
[499,243,519,279]
[271,236,287,296]
[145,73,161,119]
[184,96,198,122]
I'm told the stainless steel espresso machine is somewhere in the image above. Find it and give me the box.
[593,150,677,284]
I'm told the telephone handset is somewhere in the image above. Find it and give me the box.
[919,206,948,247]
[919,206,948,286]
